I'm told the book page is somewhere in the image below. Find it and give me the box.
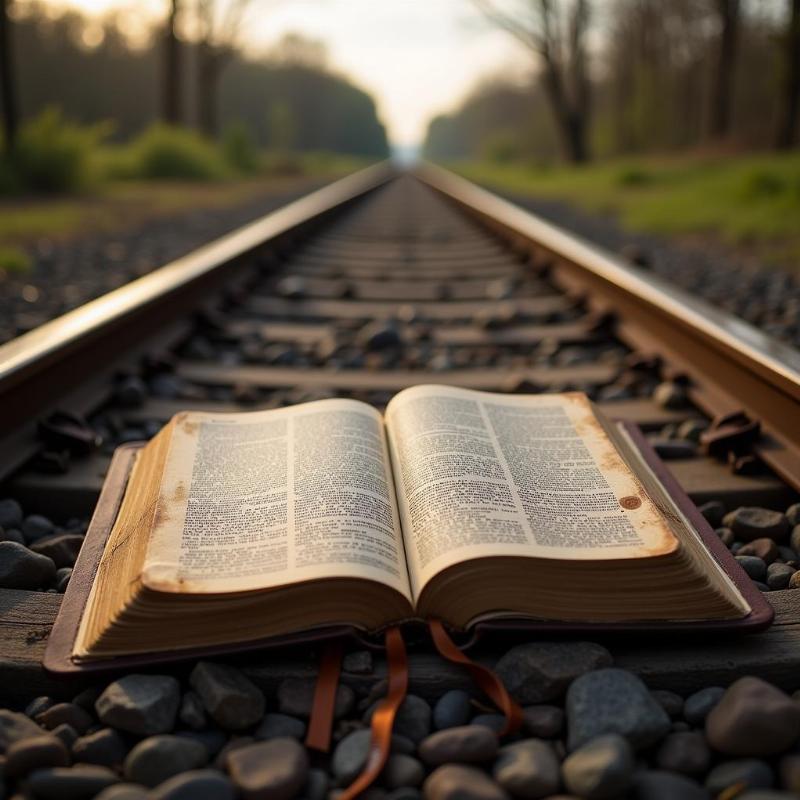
[143,398,412,600]
[384,385,677,599]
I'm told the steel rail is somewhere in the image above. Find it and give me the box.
[417,162,800,490]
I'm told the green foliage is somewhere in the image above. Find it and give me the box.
[266,101,297,153]
[0,246,32,274]
[5,108,110,194]
[615,166,653,187]
[222,122,260,174]
[127,125,230,181]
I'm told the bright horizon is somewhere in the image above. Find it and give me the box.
[20,0,532,150]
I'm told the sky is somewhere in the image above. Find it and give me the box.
[31,0,531,149]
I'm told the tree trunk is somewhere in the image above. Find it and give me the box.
[161,0,181,125]
[777,0,800,149]
[542,62,589,164]
[0,0,18,153]
[710,0,740,139]
[196,43,220,138]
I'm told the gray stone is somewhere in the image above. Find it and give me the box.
[303,767,329,800]
[786,504,800,526]
[738,538,780,564]
[383,754,425,789]
[387,789,423,800]
[767,563,796,589]
[254,712,306,740]
[470,714,506,734]
[226,737,309,800]
[367,695,431,743]
[96,674,181,735]
[650,690,683,719]
[95,785,150,800]
[27,765,121,799]
[25,696,54,718]
[0,527,25,544]
[72,727,128,767]
[178,691,206,730]
[0,498,23,529]
[706,759,775,794]
[419,725,498,765]
[343,651,373,674]
[494,739,561,798]
[655,731,710,775]
[278,677,353,720]
[123,734,208,787]
[433,690,472,730]
[565,668,671,750]
[651,439,697,459]
[779,753,800,793]
[562,734,634,800]
[22,513,55,542]
[706,677,800,756]
[0,708,44,752]
[51,722,79,749]
[0,541,56,589]
[723,508,790,542]
[736,555,768,582]
[683,686,725,726]
[791,525,800,554]
[190,661,265,730]
[151,768,236,800]
[5,734,69,777]
[630,770,709,799]
[521,705,563,739]
[56,566,72,592]
[698,500,725,527]
[424,765,509,800]
[37,702,93,733]
[495,642,612,704]
[30,533,85,568]
[332,729,374,784]
[176,728,227,757]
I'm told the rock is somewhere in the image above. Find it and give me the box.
[51,722,80,749]
[27,764,121,799]
[254,712,306,741]
[424,765,509,800]
[277,677,353,720]
[151,768,237,800]
[0,527,25,544]
[343,651,373,674]
[561,734,634,800]
[0,708,45,752]
[706,677,800,756]
[383,754,425,789]
[96,674,181,735]
[22,514,55,543]
[779,754,800,793]
[494,739,561,798]
[791,525,800,553]
[177,728,227,757]
[565,668,671,751]
[787,504,800,526]
[332,729,374,784]
[358,320,403,351]
[5,734,70,777]
[705,759,774,794]
[25,696,54,718]
[735,555,768,582]
[630,770,709,799]
[655,731,710,775]
[698,500,726,527]
[123,734,208,787]
[470,714,506,734]
[790,571,800,589]
[419,726,498,765]
[653,381,687,409]
[650,690,683,719]
[226,738,309,800]
[388,789,423,800]
[651,439,696,459]
[683,686,725,726]
[30,533,85,568]
[495,642,613,704]
[56,566,72,592]
[521,706,564,739]
[190,662,265,730]
[72,727,128,767]
[717,527,736,546]
[37,702,93,734]
[736,791,800,799]
[95,785,150,800]
[303,767,329,800]
[738,538,779,564]
[0,541,56,588]
[433,690,472,730]
[723,508,790,542]
[767,563,796,589]
[0,498,23,529]
[178,691,206,730]
[366,695,431,743]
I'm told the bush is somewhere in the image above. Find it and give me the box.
[738,167,787,200]
[0,246,32,274]
[222,122,260,174]
[128,124,229,181]
[615,166,653,187]
[6,108,109,194]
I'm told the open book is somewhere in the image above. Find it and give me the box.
[73,385,754,662]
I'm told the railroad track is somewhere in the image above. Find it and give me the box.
[1,162,800,705]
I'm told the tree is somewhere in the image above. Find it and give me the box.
[473,0,592,163]
[195,0,253,138]
[162,0,182,125]
[776,0,800,148]
[0,0,18,153]
[710,0,740,139]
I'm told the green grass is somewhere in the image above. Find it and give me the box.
[0,245,32,273]
[455,153,800,267]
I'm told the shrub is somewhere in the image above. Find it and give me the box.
[738,167,787,200]
[9,108,110,194]
[0,246,32,274]
[129,124,229,181]
[222,121,260,174]
[615,166,653,187]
